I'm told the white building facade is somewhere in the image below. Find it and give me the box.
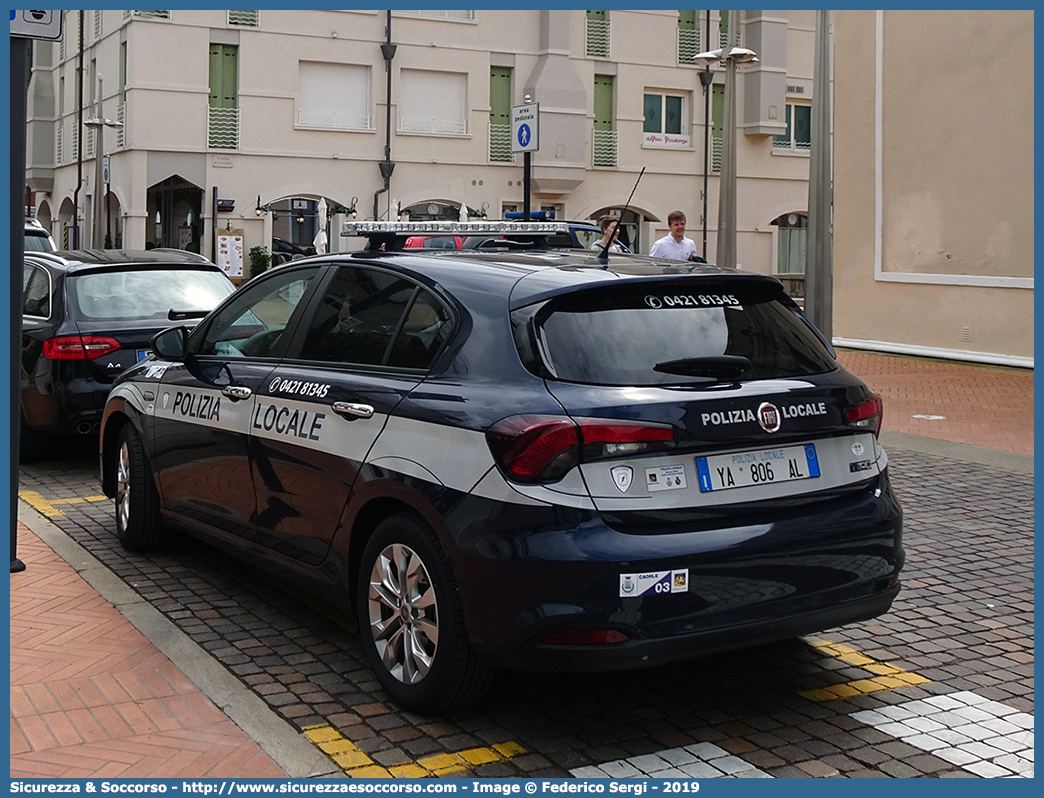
[26,9,818,280]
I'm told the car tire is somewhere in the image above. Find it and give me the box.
[19,411,51,464]
[114,424,166,552]
[357,513,494,713]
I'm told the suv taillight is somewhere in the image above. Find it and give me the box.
[43,335,121,361]
[845,393,883,438]
[487,415,675,483]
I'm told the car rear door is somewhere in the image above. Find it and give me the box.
[152,264,323,541]
[245,262,453,564]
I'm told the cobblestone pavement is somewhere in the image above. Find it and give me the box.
[15,432,1032,779]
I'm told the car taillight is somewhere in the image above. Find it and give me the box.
[42,335,121,360]
[486,415,675,483]
[845,393,883,438]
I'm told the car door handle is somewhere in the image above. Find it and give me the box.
[332,401,375,420]
[222,385,252,401]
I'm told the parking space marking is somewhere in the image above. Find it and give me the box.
[571,742,774,779]
[19,490,109,519]
[850,691,1033,777]
[798,639,931,701]
[303,724,526,777]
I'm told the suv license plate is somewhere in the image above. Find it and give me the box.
[696,444,820,492]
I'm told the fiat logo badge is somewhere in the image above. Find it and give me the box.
[757,402,781,433]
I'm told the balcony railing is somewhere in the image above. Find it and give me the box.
[711,134,722,172]
[116,103,126,149]
[228,10,259,27]
[586,19,610,58]
[489,123,514,162]
[592,128,617,168]
[400,117,466,135]
[123,10,170,21]
[678,27,700,65]
[298,110,369,131]
[56,124,64,165]
[208,106,240,149]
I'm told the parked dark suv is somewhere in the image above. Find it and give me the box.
[20,249,235,462]
[99,222,902,713]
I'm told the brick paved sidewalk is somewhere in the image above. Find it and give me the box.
[10,523,287,779]
[835,350,1033,456]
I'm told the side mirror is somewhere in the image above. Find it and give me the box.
[151,326,189,361]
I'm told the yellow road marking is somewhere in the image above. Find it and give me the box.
[303,724,526,778]
[19,491,109,518]
[800,639,931,701]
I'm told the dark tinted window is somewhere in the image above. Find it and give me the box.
[23,265,51,317]
[514,282,835,386]
[198,266,319,358]
[298,266,450,369]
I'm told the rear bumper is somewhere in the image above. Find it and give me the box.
[474,582,899,671]
[445,471,903,672]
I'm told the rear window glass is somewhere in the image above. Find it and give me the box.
[513,282,836,386]
[67,268,234,321]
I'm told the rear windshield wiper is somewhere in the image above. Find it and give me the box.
[168,308,210,321]
[653,355,751,378]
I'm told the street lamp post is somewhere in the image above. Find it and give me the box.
[693,45,758,269]
[84,116,122,248]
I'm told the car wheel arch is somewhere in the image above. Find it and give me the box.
[339,495,452,604]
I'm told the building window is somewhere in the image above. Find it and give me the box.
[399,69,467,136]
[773,103,812,152]
[298,62,370,130]
[593,73,616,167]
[772,212,808,278]
[677,11,700,65]
[208,43,239,149]
[489,66,513,162]
[643,91,691,148]
[586,10,610,58]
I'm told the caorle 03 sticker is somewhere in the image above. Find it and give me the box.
[620,569,689,597]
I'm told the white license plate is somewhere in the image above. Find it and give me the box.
[696,443,820,492]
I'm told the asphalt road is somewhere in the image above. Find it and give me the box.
[17,433,1033,778]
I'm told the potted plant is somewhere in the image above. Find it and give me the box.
[248,245,271,280]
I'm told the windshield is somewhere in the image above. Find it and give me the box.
[68,268,234,321]
[514,282,836,386]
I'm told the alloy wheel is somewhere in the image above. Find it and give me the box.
[366,543,440,685]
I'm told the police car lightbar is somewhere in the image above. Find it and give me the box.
[340,220,568,237]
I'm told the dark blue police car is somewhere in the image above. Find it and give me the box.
[99,221,903,713]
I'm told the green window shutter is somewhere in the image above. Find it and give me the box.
[489,66,511,124]
[711,84,724,138]
[587,10,607,22]
[678,10,696,30]
[209,44,238,109]
[119,42,127,103]
[594,74,614,131]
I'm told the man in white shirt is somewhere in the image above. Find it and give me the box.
[649,210,699,261]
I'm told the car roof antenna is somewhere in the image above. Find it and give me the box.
[598,166,645,266]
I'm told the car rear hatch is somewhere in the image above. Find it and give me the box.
[504,273,886,517]
[63,265,235,384]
